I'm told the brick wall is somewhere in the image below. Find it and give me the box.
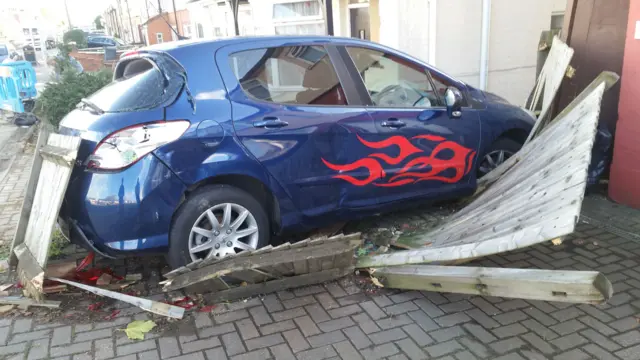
[145,10,190,45]
[70,51,123,72]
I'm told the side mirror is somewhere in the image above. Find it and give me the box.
[445,87,463,118]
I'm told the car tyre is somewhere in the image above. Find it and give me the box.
[168,184,270,269]
[477,137,522,178]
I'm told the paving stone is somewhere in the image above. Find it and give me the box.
[262,294,284,313]
[180,337,220,354]
[222,332,246,356]
[492,323,528,339]
[372,295,394,308]
[294,316,320,337]
[94,338,115,360]
[12,318,32,333]
[315,293,339,310]
[342,325,372,350]
[550,333,588,351]
[352,312,381,334]
[494,310,529,325]
[522,332,555,354]
[74,324,92,333]
[282,295,316,309]
[396,338,427,360]
[553,348,591,360]
[245,333,284,351]
[317,317,354,332]
[50,341,92,357]
[8,329,51,344]
[429,325,466,342]
[407,310,440,332]
[579,329,621,352]
[425,339,464,358]
[325,283,347,298]
[139,349,161,360]
[307,330,346,347]
[434,313,471,327]
[613,330,640,347]
[390,291,424,304]
[304,304,330,323]
[582,344,619,360]
[414,298,445,318]
[403,324,433,346]
[576,315,616,335]
[368,327,407,344]
[283,329,310,353]
[27,338,49,360]
[360,301,386,320]
[521,319,559,340]
[328,304,362,318]
[214,310,250,324]
[462,323,497,343]
[490,337,527,354]
[249,306,273,326]
[606,304,636,319]
[205,347,228,360]
[73,328,112,343]
[466,308,500,329]
[116,339,157,356]
[0,327,8,346]
[458,337,490,358]
[260,320,296,335]
[609,317,639,332]
[271,308,307,322]
[296,345,337,360]
[194,313,213,328]
[359,343,399,360]
[166,351,206,360]
[333,340,362,360]
[237,318,260,340]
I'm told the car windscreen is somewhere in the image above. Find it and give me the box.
[87,62,166,112]
[0,46,8,56]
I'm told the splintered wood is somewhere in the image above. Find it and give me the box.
[162,233,362,302]
[358,72,619,269]
[12,129,81,300]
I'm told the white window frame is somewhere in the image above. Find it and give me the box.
[156,32,164,43]
[272,0,325,34]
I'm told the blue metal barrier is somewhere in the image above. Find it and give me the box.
[0,61,37,113]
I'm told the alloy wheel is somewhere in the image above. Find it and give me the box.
[188,203,259,261]
[478,149,514,177]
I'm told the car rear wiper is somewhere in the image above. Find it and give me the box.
[78,98,104,114]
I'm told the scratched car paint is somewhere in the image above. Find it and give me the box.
[58,36,534,268]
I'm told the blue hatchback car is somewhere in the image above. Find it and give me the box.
[58,36,534,268]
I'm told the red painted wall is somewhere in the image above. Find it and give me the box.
[609,0,640,207]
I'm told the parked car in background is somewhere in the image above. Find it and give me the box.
[58,36,534,268]
[87,36,126,48]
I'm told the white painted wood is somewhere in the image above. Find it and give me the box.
[525,36,574,143]
[49,277,185,319]
[375,265,612,304]
[358,72,620,270]
[23,134,80,268]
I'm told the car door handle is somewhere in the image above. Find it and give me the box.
[253,118,289,129]
[381,118,406,128]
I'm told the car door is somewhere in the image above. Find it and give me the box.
[339,45,482,204]
[216,41,377,218]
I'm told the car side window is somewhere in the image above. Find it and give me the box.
[430,71,469,107]
[346,46,441,108]
[229,45,347,106]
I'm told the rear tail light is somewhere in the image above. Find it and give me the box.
[87,120,190,171]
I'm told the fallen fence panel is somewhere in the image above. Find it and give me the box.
[358,71,619,269]
[372,265,612,305]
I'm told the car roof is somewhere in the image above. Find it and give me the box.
[142,35,381,53]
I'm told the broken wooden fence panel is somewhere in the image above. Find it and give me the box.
[525,36,575,143]
[373,265,612,305]
[358,72,618,269]
[163,233,361,296]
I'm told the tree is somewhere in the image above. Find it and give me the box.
[63,29,87,48]
[94,15,104,30]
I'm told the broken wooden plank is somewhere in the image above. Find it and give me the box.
[9,123,51,267]
[525,35,574,143]
[372,265,612,305]
[23,133,81,268]
[164,235,361,292]
[204,267,354,303]
[50,277,185,319]
[0,296,61,309]
[13,243,44,301]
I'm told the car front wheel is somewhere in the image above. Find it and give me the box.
[168,185,270,268]
[477,137,522,178]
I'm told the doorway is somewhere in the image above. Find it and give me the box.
[348,0,370,40]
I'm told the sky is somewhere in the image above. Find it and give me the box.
[13,0,107,28]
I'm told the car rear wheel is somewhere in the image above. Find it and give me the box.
[477,137,522,178]
[168,185,270,268]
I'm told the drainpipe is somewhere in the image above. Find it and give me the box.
[428,0,437,66]
[479,0,491,90]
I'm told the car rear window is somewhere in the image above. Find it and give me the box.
[87,59,168,112]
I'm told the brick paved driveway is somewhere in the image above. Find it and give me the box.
[1,219,640,360]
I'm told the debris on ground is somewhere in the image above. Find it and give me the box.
[0,304,15,314]
[122,320,156,340]
[125,273,143,281]
[96,273,113,286]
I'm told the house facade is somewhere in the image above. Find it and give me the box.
[187,0,566,104]
[142,10,191,45]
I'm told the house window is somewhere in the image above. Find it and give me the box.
[197,24,204,38]
[214,27,223,36]
[272,0,325,35]
[156,33,164,43]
